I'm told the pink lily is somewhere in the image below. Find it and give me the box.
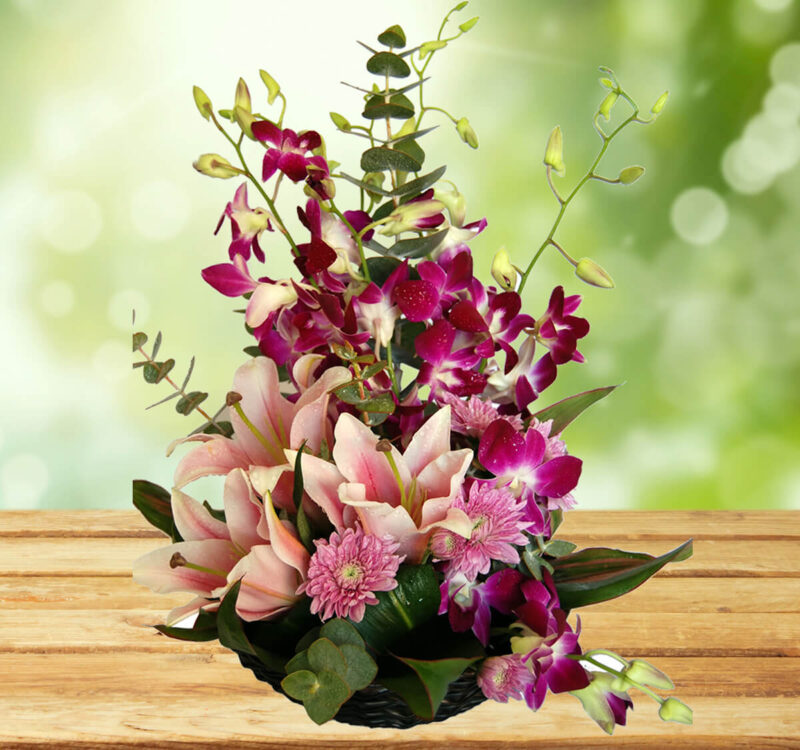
[288,405,474,563]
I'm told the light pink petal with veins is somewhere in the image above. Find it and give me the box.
[223,469,265,551]
[285,451,347,529]
[172,436,251,489]
[165,597,220,627]
[262,489,310,576]
[228,545,304,622]
[402,405,454,477]
[415,448,473,504]
[171,488,231,542]
[290,366,351,452]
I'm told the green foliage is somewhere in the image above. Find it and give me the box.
[175,390,208,415]
[143,359,175,384]
[531,385,618,434]
[377,24,406,48]
[362,92,415,120]
[132,331,148,351]
[216,580,256,656]
[360,145,420,173]
[366,52,411,79]
[154,610,218,642]
[552,539,693,609]
[132,479,181,542]
[386,228,449,259]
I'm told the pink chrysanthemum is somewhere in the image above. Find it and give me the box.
[439,392,523,438]
[299,527,403,622]
[431,481,528,580]
[477,654,532,702]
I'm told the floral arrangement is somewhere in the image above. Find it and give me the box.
[132,5,693,734]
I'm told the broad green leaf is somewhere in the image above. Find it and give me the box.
[545,539,578,557]
[362,361,387,379]
[175,391,208,415]
[391,164,446,197]
[531,385,618,434]
[360,146,421,173]
[552,540,693,609]
[333,382,365,405]
[132,479,181,541]
[362,93,415,121]
[154,610,218,642]
[394,138,425,169]
[337,172,395,197]
[389,228,449,259]
[308,638,348,678]
[351,565,440,652]
[360,393,396,414]
[306,671,351,724]
[377,24,406,48]
[132,331,148,352]
[216,580,256,656]
[202,500,226,523]
[340,643,378,691]
[281,669,319,700]
[366,52,411,78]
[286,650,312,674]
[143,359,175,384]
[320,618,365,648]
[366,257,403,287]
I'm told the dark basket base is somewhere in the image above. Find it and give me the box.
[235,650,487,729]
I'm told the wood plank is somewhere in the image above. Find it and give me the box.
[1,537,797,576]
[0,652,798,746]
[4,576,797,614]
[0,608,796,657]
[2,509,798,539]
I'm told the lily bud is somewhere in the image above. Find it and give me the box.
[192,153,241,179]
[575,258,615,289]
[192,86,213,120]
[434,186,466,227]
[625,659,674,690]
[544,126,565,175]
[259,69,281,105]
[491,247,517,290]
[456,117,479,149]
[599,91,618,120]
[619,165,645,184]
[235,78,251,113]
[651,91,669,115]
[380,199,445,236]
[658,697,693,725]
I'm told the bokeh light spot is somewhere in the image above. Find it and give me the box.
[39,190,102,253]
[40,280,75,318]
[771,42,800,86]
[754,0,793,10]
[130,179,191,242]
[92,340,131,384]
[670,187,729,245]
[1,454,49,510]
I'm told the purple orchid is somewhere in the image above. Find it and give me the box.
[416,319,486,398]
[571,671,634,734]
[214,183,273,262]
[251,120,325,183]
[535,285,590,365]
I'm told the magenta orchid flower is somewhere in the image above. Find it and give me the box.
[355,259,409,348]
[535,285,590,365]
[214,183,273,262]
[571,671,634,734]
[478,418,582,501]
[288,405,474,563]
[416,319,487,398]
[251,120,324,183]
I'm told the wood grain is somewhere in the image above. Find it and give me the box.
[0,510,797,747]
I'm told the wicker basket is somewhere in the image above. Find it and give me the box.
[235,649,487,729]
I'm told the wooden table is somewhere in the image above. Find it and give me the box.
[1,510,798,748]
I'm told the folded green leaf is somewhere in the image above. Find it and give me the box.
[175,390,208,415]
[531,385,619,434]
[132,479,181,541]
[216,580,256,656]
[154,609,218,642]
[552,539,693,609]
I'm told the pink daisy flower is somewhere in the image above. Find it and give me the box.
[439,392,524,438]
[299,527,403,622]
[431,481,528,580]
[477,654,532,703]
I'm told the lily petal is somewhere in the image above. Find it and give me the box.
[223,468,265,551]
[132,540,239,595]
[171,487,231,542]
[262,489,310,576]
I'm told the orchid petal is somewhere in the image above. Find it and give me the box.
[535,455,583,498]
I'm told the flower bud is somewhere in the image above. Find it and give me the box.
[459,16,479,32]
[625,659,674,690]
[330,112,351,131]
[259,69,281,105]
[544,126,565,175]
[575,258,615,289]
[363,172,386,197]
[599,91,618,120]
[491,247,517,290]
[651,91,669,115]
[380,199,445,236]
[235,78,251,113]
[619,166,645,184]
[456,117,479,149]
[420,39,448,58]
[192,86,213,120]
[434,186,466,227]
[599,77,615,89]
[233,106,256,140]
[192,153,241,179]
[658,697,693,725]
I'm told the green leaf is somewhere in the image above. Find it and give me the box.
[361,146,421,173]
[282,669,350,725]
[308,638,348,678]
[281,669,319,700]
[333,382,364,405]
[151,331,162,360]
[531,385,618,434]
[360,393,396,414]
[391,320,426,366]
[388,228,449,259]
[338,172,395,197]
[388,126,438,147]
[202,420,234,438]
[143,359,175,384]
[362,93,415,121]
[258,69,280,105]
[295,626,322,653]
[202,500,226,523]
[351,565,440,652]
[340,643,378,691]
[522,548,544,580]
[377,24,406,48]
[216,580,256,656]
[545,539,578,557]
[362,360,387,380]
[175,391,208,415]
[154,619,218,642]
[320,618,365,649]
[391,165,446,197]
[286,650,312,674]
[366,257,402,287]
[292,442,307,512]
[243,345,262,357]
[380,652,482,720]
[394,137,425,169]
[132,331,148,352]
[552,539,694,609]
[132,479,181,542]
[366,52,411,79]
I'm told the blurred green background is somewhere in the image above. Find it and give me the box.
[1,0,798,511]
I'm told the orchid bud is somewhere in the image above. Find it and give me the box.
[235,78,251,113]
[575,258,615,289]
[544,126,565,175]
[658,697,693,725]
[625,659,674,690]
[434,186,466,227]
[599,77,615,89]
[459,16,479,32]
[420,39,447,58]
[330,112,351,131]
[619,165,645,184]
[192,86,213,120]
[491,247,517,290]
[651,91,669,115]
[363,171,386,197]
[380,199,445,236]
[259,69,281,105]
[456,117,479,149]
[599,91,618,120]
[192,153,241,179]
[234,106,256,140]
